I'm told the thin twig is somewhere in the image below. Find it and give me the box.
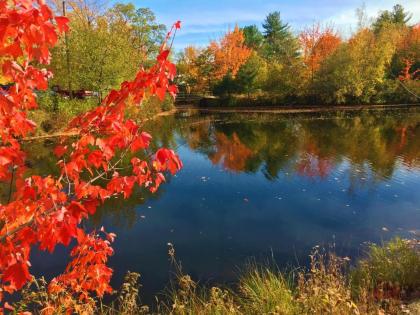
[7,166,15,203]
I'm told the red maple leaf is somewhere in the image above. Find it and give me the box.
[2,262,31,291]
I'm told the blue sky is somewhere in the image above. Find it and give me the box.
[131,0,420,50]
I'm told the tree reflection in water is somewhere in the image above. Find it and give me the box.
[174,109,420,180]
[9,108,420,227]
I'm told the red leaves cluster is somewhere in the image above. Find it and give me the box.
[0,0,67,64]
[0,0,64,184]
[398,58,420,81]
[0,0,182,310]
[49,228,115,300]
[395,24,419,81]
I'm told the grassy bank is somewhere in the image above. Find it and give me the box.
[11,238,420,314]
[28,91,175,137]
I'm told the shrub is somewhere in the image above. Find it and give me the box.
[351,238,420,299]
[37,91,98,117]
[28,92,99,135]
[10,277,97,314]
[162,243,240,315]
[100,272,149,315]
[296,248,359,315]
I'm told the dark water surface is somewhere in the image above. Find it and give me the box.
[26,108,420,303]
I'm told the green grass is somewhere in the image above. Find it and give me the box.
[166,277,240,315]
[238,266,296,315]
[28,91,175,136]
[351,238,420,298]
[11,237,420,314]
[27,92,99,135]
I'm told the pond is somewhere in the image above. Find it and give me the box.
[24,108,420,303]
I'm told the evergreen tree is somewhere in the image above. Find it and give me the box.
[262,11,290,43]
[373,4,412,33]
[236,53,266,98]
[242,25,264,49]
[213,72,237,97]
[261,11,299,61]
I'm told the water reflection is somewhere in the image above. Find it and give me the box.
[209,132,254,172]
[171,110,420,181]
[20,108,420,304]
[14,109,420,224]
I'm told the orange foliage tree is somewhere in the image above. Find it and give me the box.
[299,23,341,82]
[396,23,420,81]
[209,25,252,81]
[0,0,181,310]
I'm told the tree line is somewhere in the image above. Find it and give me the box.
[42,2,419,106]
[176,4,420,105]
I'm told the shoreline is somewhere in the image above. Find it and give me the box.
[23,104,419,141]
[175,103,420,114]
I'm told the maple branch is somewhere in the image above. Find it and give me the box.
[0,143,137,243]
[63,159,72,196]
[82,141,132,188]
[0,8,181,295]
[1,95,168,241]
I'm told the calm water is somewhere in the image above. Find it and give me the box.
[22,108,420,303]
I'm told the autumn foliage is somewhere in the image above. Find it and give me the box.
[0,0,181,310]
[210,25,252,80]
[176,45,208,93]
[397,24,420,81]
[299,24,341,79]
[399,58,420,81]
